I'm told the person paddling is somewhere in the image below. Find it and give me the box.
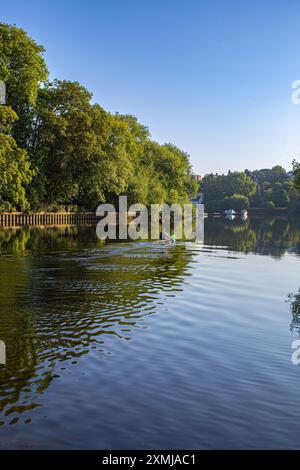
[159,230,171,242]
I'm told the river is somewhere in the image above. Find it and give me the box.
[0,215,299,449]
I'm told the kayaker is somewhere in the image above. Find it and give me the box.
[159,230,171,241]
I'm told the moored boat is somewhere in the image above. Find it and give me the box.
[224,209,236,216]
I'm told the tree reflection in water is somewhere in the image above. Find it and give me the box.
[205,215,300,258]
[289,290,300,335]
[0,226,192,423]
[0,215,300,426]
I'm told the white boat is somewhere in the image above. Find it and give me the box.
[224,209,236,216]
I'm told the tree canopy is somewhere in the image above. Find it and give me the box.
[201,166,300,212]
[293,160,300,194]
[0,23,197,211]
[0,106,33,210]
[0,23,48,148]
[201,171,256,211]
[1,22,298,214]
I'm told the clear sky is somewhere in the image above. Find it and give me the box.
[2,0,300,174]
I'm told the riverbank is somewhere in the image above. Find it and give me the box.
[207,207,295,216]
[248,207,290,214]
[0,212,100,227]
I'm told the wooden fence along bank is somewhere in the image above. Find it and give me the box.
[0,212,101,227]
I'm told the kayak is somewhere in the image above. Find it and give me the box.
[153,238,176,245]
[153,234,176,244]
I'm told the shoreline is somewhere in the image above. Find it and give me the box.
[0,211,101,227]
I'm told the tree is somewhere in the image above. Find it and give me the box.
[0,23,198,211]
[201,171,255,210]
[28,80,113,208]
[222,194,249,211]
[249,166,288,184]
[293,160,300,193]
[247,166,298,209]
[25,80,197,210]
[0,106,33,210]
[225,171,256,198]
[271,182,289,207]
[0,23,48,147]
[142,142,197,204]
[28,81,144,209]
[100,112,137,205]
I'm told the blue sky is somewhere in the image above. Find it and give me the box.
[2,0,300,174]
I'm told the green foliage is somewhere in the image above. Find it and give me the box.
[247,165,287,184]
[248,166,295,208]
[12,22,300,215]
[0,106,33,210]
[137,142,197,205]
[0,23,48,147]
[0,105,18,133]
[202,166,300,212]
[0,23,199,211]
[201,171,255,210]
[28,80,112,208]
[25,78,197,210]
[293,160,300,193]
[0,23,48,106]
[222,194,249,211]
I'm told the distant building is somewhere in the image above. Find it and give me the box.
[191,174,203,204]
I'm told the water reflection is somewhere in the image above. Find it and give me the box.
[1,215,300,258]
[0,226,193,424]
[289,290,300,334]
[205,215,300,258]
[0,216,300,434]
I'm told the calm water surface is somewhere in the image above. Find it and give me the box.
[0,216,300,449]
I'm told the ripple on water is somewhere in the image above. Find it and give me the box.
[0,224,300,448]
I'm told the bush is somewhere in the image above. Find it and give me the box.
[221,194,249,211]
